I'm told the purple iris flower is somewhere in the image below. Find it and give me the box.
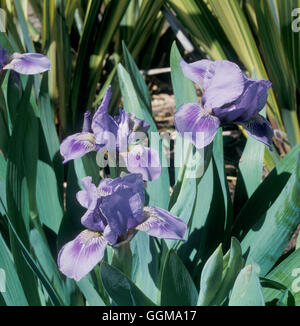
[58,173,186,281]
[0,46,50,74]
[60,86,161,181]
[60,110,103,163]
[174,59,274,150]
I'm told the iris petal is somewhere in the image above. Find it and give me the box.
[81,203,107,232]
[102,224,119,246]
[3,53,50,74]
[79,177,114,232]
[115,110,150,150]
[82,111,93,132]
[57,230,108,281]
[238,114,274,150]
[76,176,98,209]
[100,174,145,237]
[135,206,187,240]
[212,78,271,123]
[236,79,271,122]
[0,47,7,69]
[212,104,242,123]
[60,132,96,163]
[202,60,245,109]
[111,173,145,201]
[180,58,212,87]
[92,86,118,147]
[174,103,220,149]
[122,145,162,181]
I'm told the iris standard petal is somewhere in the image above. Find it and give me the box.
[180,58,212,87]
[135,206,187,240]
[101,189,145,236]
[81,203,107,232]
[174,103,220,149]
[57,230,108,281]
[92,86,118,147]
[114,110,131,151]
[202,60,245,109]
[100,174,145,235]
[238,114,274,150]
[0,47,7,69]
[122,144,161,181]
[130,115,150,134]
[79,177,115,232]
[115,110,150,150]
[111,173,145,201]
[60,132,96,163]
[97,178,115,197]
[3,53,50,74]
[115,110,150,134]
[82,111,93,132]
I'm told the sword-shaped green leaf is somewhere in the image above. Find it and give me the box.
[250,0,300,146]
[211,237,244,306]
[240,152,300,276]
[0,233,28,306]
[77,276,105,306]
[131,232,160,304]
[101,262,155,306]
[167,0,227,60]
[229,264,265,306]
[6,77,41,305]
[276,0,300,94]
[233,142,300,239]
[161,249,198,306]
[263,248,300,305]
[197,244,223,306]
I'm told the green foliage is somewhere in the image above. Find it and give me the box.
[161,249,198,306]
[229,264,265,306]
[0,0,299,307]
[0,233,28,306]
[263,248,300,305]
[101,262,155,306]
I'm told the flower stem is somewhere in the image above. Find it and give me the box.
[112,241,132,278]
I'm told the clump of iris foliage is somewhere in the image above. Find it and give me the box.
[0,0,300,307]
